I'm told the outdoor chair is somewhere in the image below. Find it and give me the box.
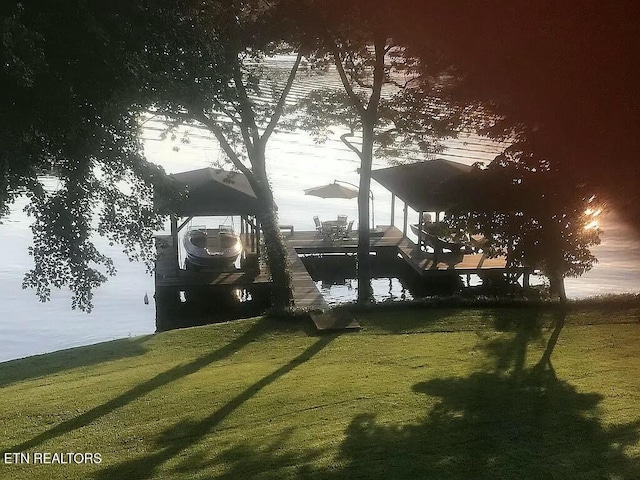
[337,214,348,225]
[313,216,323,234]
[343,220,354,238]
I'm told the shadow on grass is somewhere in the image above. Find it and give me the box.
[179,427,324,480]
[350,306,461,334]
[321,372,640,479]
[480,307,547,375]
[92,333,338,480]
[480,307,569,380]
[329,308,639,479]
[10,317,274,452]
[207,310,640,479]
[0,335,153,388]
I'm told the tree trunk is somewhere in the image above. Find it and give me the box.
[354,33,386,305]
[549,270,567,304]
[250,161,293,311]
[356,120,375,304]
[259,205,293,311]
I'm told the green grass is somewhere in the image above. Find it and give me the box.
[1,305,640,479]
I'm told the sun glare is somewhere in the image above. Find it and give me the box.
[583,197,604,231]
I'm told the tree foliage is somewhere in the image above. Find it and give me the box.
[150,1,304,309]
[395,0,640,227]
[445,143,601,300]
[291,4,470,303]
[0,0,224,311]
[2,0,617,312]
[291,1,604,302]
[1,0,305,312]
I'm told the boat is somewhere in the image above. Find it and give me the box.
[410,223,464,254]
[183,225,243,270]
[410,224,487,254]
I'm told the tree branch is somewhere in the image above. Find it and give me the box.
[192,111,253,179]
[344,52,372,88]
[262,51,303,142]
[332,44,366,117]
[387,77,412,90]
[232,63,260,149]
[212,98,243,127]
[238,119,255,159]
[352,76,373,89]
[366,33,387,118]
[340,132,363,161]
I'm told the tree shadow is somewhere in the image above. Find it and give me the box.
[480,307,568,382]
[91,333,338,480]
[185,360,640,479]
[208,307,639,479]
[479,307,547,375]
[350,305,468,335]
[322,372,640,479]
[9,317,274,453]
[176,427,324,480]
[316,307,640,479]
[0,335,153,388]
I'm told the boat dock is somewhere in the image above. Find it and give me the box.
[285,225,511,273]
[154,225,532,332]
[153,164,536,333]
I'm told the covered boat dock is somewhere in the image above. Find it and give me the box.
[153,168,271,331]
[370,159,533,285]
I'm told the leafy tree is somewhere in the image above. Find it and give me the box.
[445,143,601,302]
[397,0,640,228]
[0,1,190,311]
[152,1,302,309]
[0,0,257,312]
[293,10,464,303]
[2,0,302,312]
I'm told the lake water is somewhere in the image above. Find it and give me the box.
[1,114,639,363]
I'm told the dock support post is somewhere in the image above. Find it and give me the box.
[250,218,255,252]
[402,202,408,237]
[170,214,179,268]
[256,220,261,257]
[390,193,395,226]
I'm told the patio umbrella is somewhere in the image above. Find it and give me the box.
[303,181,359,199]
[304,180,375,228]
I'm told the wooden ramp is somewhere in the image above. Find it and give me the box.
[396,236,507,275]
[286,239,327,310]
[310,310,361,331]
[284,235,360,331]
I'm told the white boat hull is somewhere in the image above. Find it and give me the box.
[183,228,242,270]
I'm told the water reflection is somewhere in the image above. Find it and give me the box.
[316,277,413,306]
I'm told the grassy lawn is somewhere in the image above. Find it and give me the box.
[1,305,639,479]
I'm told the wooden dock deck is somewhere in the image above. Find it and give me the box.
[283,225,513,276]
[154,226,531,332]
[154,233,360,331]
[280,225,530,331]
[284,235,360,331]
